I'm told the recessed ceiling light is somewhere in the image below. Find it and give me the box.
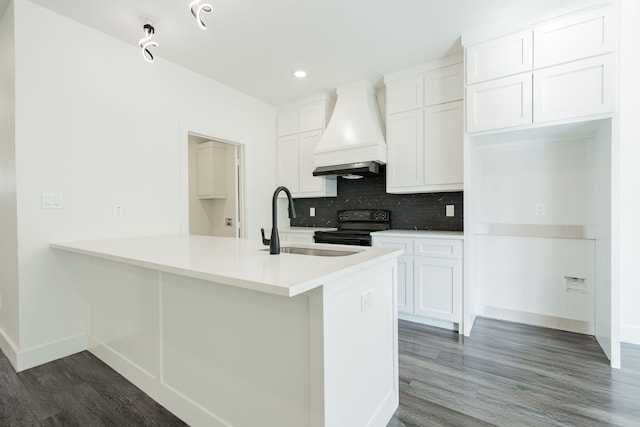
[293,69,307,79]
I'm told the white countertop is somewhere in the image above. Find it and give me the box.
[372,230,464,239]
[51,235,401,298]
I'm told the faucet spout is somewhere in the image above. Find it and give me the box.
[269,186,296,255]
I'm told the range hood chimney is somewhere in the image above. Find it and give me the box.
[313,80,387,178]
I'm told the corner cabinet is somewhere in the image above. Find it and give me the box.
[277,95,337,198]
[464,4,617,133]
[373,233,463,330]
[384,56,464,194]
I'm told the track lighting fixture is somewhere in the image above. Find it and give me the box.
[190,0,213,30]
[138,18,158,63]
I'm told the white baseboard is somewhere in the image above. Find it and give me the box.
[475,305,595,335]
[399,313,458,332]
[16,333,87,372]
[0,326,19,370]
[621,324,640,345]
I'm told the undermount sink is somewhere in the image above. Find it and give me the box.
[261,246,359,257]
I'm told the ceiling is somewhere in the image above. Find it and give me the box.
[7,0,593,106]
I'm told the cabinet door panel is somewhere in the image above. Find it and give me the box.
[533,55,614,123]
[466,30,533,84]
[414,256,461,322]
[386,110,424,188]
[466,73,533,133]
[534,6,616,68]
[298,102,325,133]
[424,63,463,106]
[298,130,324,194]
[424,101,463,186]
[386,76,424,114]
[372,237,414,256]
[397,256,414,314]
[196,142,227,199]
[277,108,299,136]
[277,135,299,193]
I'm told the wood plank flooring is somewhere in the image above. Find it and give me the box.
[1,317,638,426]
[389,317,640,427]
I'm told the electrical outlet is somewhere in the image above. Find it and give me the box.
[42,192,63,209]
[535,203,546,217]
[310,207,316,217]
[446,205,455,217]
[113,206,123,219]
[225,218,233,227]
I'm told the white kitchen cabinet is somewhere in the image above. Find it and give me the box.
[277,94,336,198]
[534,5,616,69]
[386,75,424,115]
[413,238,462,322]
[386,109,424,189]
[424,101,464,188]
[281,231,314,244]
[277,108,299,137]
[466,29,533,84]
[384,56,464,194]
[387,101,464,192]
[534,54,615,123]
[196,141,227,199]
[466,73,533,133]
[424,63,464,106]
[276,135,300,193]
[464,5,616,134]
[373,234,463,327]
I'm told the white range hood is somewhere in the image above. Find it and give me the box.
[313,80,387,177]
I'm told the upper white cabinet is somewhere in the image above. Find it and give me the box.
[196,141,227,199]
[386,76,424,114]
[534,5,617,69]
[464,5,617,133]
[466,29,533,84]
[384,56,464,194]
[277,95,337,198]
[467,73,533,133]
[534,54,615,123]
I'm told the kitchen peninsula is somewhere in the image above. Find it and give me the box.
[51,235,402,427]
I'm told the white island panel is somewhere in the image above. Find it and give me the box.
[52,235,401,427]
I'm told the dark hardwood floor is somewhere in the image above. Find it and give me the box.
[1,318,639,426]
[389,318,640,427]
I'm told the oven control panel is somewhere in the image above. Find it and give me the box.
[337,209,390,222]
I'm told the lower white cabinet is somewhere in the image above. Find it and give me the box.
[373,234,463,328]
[281,230,315,244]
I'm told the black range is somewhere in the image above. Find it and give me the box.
[314,209,390,246]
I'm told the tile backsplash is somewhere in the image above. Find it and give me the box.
[290,166,463,231]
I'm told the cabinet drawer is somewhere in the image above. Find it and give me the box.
[414,238,462,259]
[466,29,533,84]
[534,6,617,69]
[466,73,533,133]
[372,237,414,255]
[424,62,463,106]
[386,75,424,114]
[533,54,615,123]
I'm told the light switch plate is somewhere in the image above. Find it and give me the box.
[113,206,123,219]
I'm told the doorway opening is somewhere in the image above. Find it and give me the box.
[186,133,244,238]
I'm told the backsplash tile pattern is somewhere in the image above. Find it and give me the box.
[290,166,463,231]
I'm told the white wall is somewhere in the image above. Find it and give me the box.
[619,0,640,345]
[11,0,277,368]
[0,1,20,362]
